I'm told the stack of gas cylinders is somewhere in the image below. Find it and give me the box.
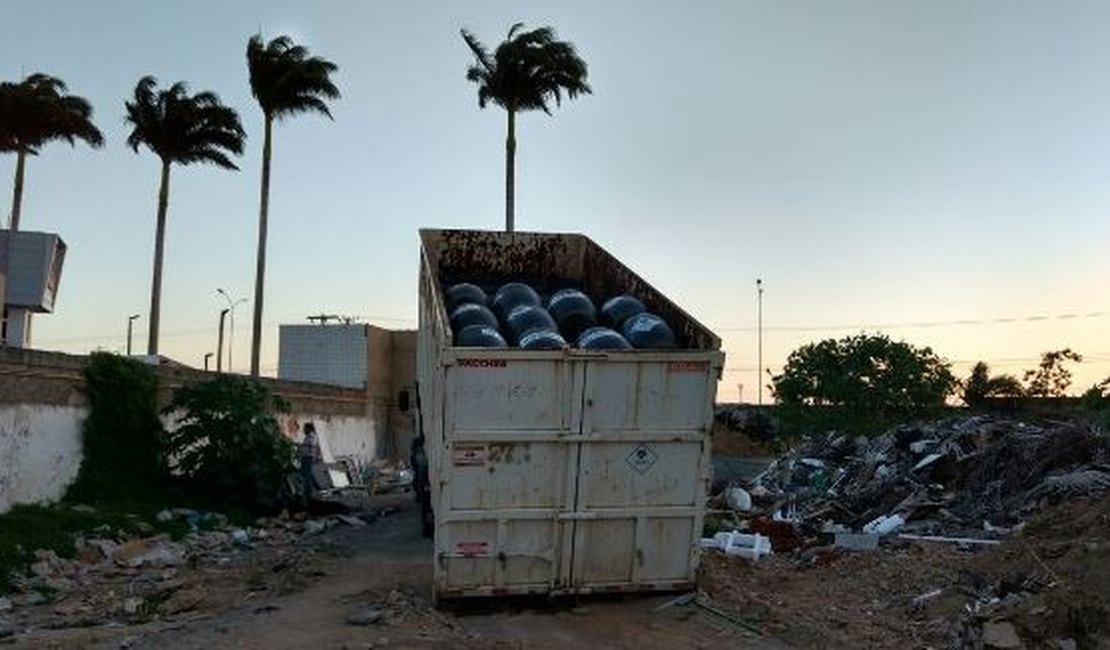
[445,281,679,350]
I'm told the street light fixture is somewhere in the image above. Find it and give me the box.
[217,288,247,373]
[126,314,141,356]
[204,352,214,371]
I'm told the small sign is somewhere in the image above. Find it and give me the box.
[668,360,708,373]
[453,445,487,466]
[458,358,508,368]
[626,444,658,475]
[454,541,490,557]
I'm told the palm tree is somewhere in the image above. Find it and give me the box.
[461,24,591,233]
[246,34,340,377]
[124,76,245,356]
[0,73,104,231]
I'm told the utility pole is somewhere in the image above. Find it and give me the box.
[126,314,140,356]
[217,308,229,373]
[204,352,214,371]
[757,278,764,406]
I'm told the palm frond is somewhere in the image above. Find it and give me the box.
[0,72,104,153]
[246,33,340,120]
[123,76,245,169]
[460,24,591,115]
[460,29,494,72]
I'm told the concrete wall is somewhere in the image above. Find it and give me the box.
[278,323,369,389]
[388,330,418,458]
[366,326,417,459]
[0,404,85,513]
[0,348,375,513]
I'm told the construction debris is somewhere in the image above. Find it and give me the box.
[700,531,773,561]
[730,415,1110,541]
[703,414,1110,649]
[0,505,398,639]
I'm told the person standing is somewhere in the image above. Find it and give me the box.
[299,422,322,497]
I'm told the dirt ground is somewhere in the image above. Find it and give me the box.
[8,495,783,650]
[8,493,1106,648]
[700,494,1110,649]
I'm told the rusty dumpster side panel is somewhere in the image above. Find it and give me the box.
[417,229,723,601]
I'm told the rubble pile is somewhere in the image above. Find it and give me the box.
[740,415,1110,539]
[0,509,381,636]
[702,417,1110,649]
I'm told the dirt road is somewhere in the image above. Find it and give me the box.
[18,496,782,649]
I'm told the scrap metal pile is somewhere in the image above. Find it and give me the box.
[732,416,1110,543]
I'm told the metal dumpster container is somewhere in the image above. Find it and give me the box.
[416,229,723,601]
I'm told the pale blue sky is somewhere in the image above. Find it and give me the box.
[2,0,1109,399]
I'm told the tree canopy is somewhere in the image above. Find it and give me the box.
[772,333,956,432]
[246,34,340,121]
[0,73,104,155]
[962,361,1025,408]
[1023,349,1083,398]
[124,76,245,168]
[461,23,591,114]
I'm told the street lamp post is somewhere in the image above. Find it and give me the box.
[126,314,140,356]
[217,308,229,373]
[204,352,214,371]
[756,278,763,406]
[217,289,246,373]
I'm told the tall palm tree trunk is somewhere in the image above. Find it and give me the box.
[9,149,26,231]
[505,108,516,233]
[250,115,273,377]
[147,161,171,355]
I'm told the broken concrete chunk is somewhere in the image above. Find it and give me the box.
[159,586,205,615]
[982,621,1024,649]
[725,487,752,512]
[302,519,327,535]
[112,538,186,568]
[834,532,879,551]
[122,597,143,615]
[346,607,385,626]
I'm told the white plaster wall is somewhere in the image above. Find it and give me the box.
[279,413,375,465]
[0,404,86,513]
[0,406,374,513]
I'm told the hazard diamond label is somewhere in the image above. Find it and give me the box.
[626,444,658,475]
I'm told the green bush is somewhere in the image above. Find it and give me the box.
[66,352,166,504]
[963,361,1025,408]
[164,376,294,513]
[772,333,956,435]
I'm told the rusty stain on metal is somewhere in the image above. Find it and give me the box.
[419,228,723,601]
[419,228,720,351]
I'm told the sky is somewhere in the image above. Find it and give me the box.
[2,0,1108,401]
